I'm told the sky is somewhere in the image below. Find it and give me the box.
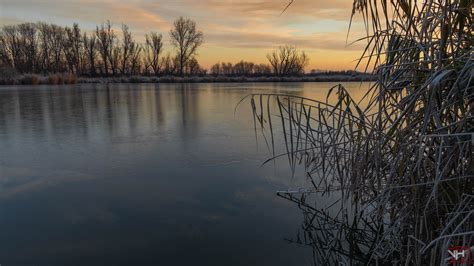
[0,0,369,71]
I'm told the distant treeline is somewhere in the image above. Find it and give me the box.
[0,19,373,84]
[0,17,314,77]
[0,18,205,77]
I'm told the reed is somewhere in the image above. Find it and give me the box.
[247,0,473,264]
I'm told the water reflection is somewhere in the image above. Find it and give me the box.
[0,82,370,265]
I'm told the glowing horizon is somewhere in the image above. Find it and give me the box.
[0,0,369,71]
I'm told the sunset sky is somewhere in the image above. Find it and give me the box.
[0,0,369,71]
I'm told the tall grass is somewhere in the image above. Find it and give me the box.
[248,0,473,264]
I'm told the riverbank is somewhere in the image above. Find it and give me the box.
[0,73,375,85]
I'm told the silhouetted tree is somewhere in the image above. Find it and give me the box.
[221,62,233,76]
[128,41,142,75]
[233,60,254,76]
[209,61,271,77]
[120,24,135,75]
[0,23,39,73]
[185,57,205,76]
[170,17,203,76]
[254,63,271,76]
[37,23,52,72]
[83,32,97,76]
[96,21,115,76]
[20,23,38,73]
[160,53,175,75]
[0,39,7,67]
[64,23,82,74]
[267,46,308,76]
[110,45,121,75]
[0,25,21,71]
[210,63,221,76]
[144,32,163,75]
[49,24,66,73]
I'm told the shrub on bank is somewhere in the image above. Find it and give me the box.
[20,74,41,85]
[63,73,77,84]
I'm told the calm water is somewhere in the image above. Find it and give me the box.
[0,82,370,265]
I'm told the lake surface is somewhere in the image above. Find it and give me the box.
[0,82,370,265]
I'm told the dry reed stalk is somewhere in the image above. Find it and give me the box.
[248,0,473,264]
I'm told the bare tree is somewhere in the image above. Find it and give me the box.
[170,17,203,76]
[267,46,308,76]
[0,23,39,73]
[209,61,271,77]
[37,23,52,72]
[185,57,204,76]
[233,60,254,76]
[49,24,65,73]
[0,36,7,67]
[160,53,175,75]
[144,32,163,75]
[128,43,142,75]
[210,63,221,76]
[0,25,21,71]
[64,23,82,74]
[254,63,271,76]
[19,23,38,73]
[110,45,121,76]
[221,62,233,76]
[83,32,97,76]
[120,24,133,75]
[95,21,115,76]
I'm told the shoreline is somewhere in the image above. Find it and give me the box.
[0,74,375,85]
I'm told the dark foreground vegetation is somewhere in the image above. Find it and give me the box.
[0,17,370,85]
[248,0,472,265]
